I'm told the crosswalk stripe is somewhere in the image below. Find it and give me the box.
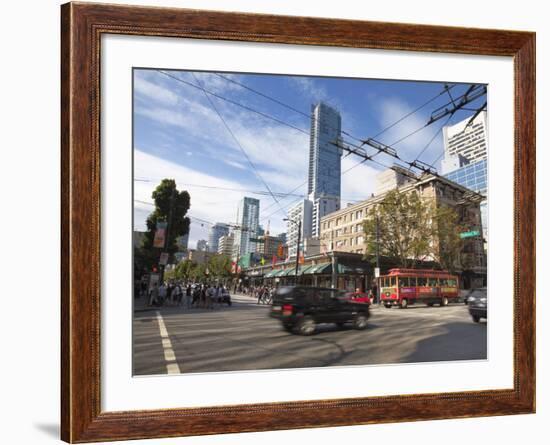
[155,311,181,374]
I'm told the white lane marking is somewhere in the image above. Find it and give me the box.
[155,311,181,374]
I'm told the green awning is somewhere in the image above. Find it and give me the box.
[263,269,278,278]
[299,265,314,275]
[305,263,332,274]
[274,269,289,277]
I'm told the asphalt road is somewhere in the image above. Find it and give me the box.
[133,294,486,376]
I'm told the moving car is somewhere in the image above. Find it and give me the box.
[270,286,370,335]
[345,291,373,304]
[467,287,487,322]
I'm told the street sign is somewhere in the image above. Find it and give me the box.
[159,252,169,265]
[460,230,480,239]
[374,267,380,278]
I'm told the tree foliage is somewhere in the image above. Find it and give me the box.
[431,204,470,273]
[134,179,191,278]
[362,189,468,272]
[167,255,233,282]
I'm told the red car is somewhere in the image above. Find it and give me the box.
[345,292,373,304]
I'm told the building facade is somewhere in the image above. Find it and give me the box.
[233,196,260,260]
[307,102,343,237]
[217,233,235,257]
[441,111,488,246]
[375,165,417,195]
[208,223,230,253]
[319,174,486,286]
[255,234,284,258]
[442,111,487,164]
[286,199,313,258]
[444,159,488,243]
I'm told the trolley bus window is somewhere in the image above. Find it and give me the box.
[448,278,457,286]
[428,278,438,286]
[399,277,409,287]
[417,277,427,286]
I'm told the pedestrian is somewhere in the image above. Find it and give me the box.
[148,283,159,307]
[186,284,192,309]
[192,286,200,307]
[158,282,167,306]
[166,283,174,306]
[205,285,213,309]
[199,285,206,309]
[174,283,182,306]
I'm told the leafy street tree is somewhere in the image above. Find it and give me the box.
[135,179,191,277]
[172,259,194,281]
[362,189,468,272]
[430,204,470,273]
[363,190,432,269]
[206,254,233,279]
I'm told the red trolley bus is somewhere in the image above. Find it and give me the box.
[380,268,459,309]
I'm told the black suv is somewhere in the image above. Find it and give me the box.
[467,287,487,322]
[270,286,370,335]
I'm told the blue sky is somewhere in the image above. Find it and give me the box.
[133,69,485,248]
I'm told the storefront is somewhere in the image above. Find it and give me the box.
[243,252,373,291]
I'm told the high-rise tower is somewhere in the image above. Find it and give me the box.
[307,102,343,238]
[232,197,260,259]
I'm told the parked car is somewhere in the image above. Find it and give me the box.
[467,288,487,322]
[270,286,370,335]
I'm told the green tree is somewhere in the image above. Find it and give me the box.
[207,254,233,279]
[362,189,467,271]
[363,189,432,268]
[173,259,194,281]
[430,204,469,273]
[136,179,190,276]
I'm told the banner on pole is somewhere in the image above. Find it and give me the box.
[153,222,168,248]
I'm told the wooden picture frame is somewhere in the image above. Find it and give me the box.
[61,2,535,442]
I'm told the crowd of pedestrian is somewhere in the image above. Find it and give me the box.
[239,285,275,304]
[144,281,231,309]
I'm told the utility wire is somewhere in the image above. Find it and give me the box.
[157,71,485,213]
[189,71,289,219]
[410,113,454,165]
[134,179,304,198]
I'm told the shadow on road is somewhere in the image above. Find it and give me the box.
[403,321,487,363]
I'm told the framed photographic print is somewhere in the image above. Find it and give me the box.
[61,2,535,442]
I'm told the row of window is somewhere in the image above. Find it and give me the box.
[333,224,364,237]
[335,236,364,248]
[381,277,458,287]
[324,210,366,230]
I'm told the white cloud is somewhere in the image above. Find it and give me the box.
[373,97,444,166]
[341,156,380,205]
[134,75,178,106]
[288,77,329,103]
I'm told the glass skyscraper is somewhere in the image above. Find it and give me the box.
[307,102,343,238]
[208,223,230,253]
[442,111,488,247]
[233,196,260,259]
[308,102,342,199]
